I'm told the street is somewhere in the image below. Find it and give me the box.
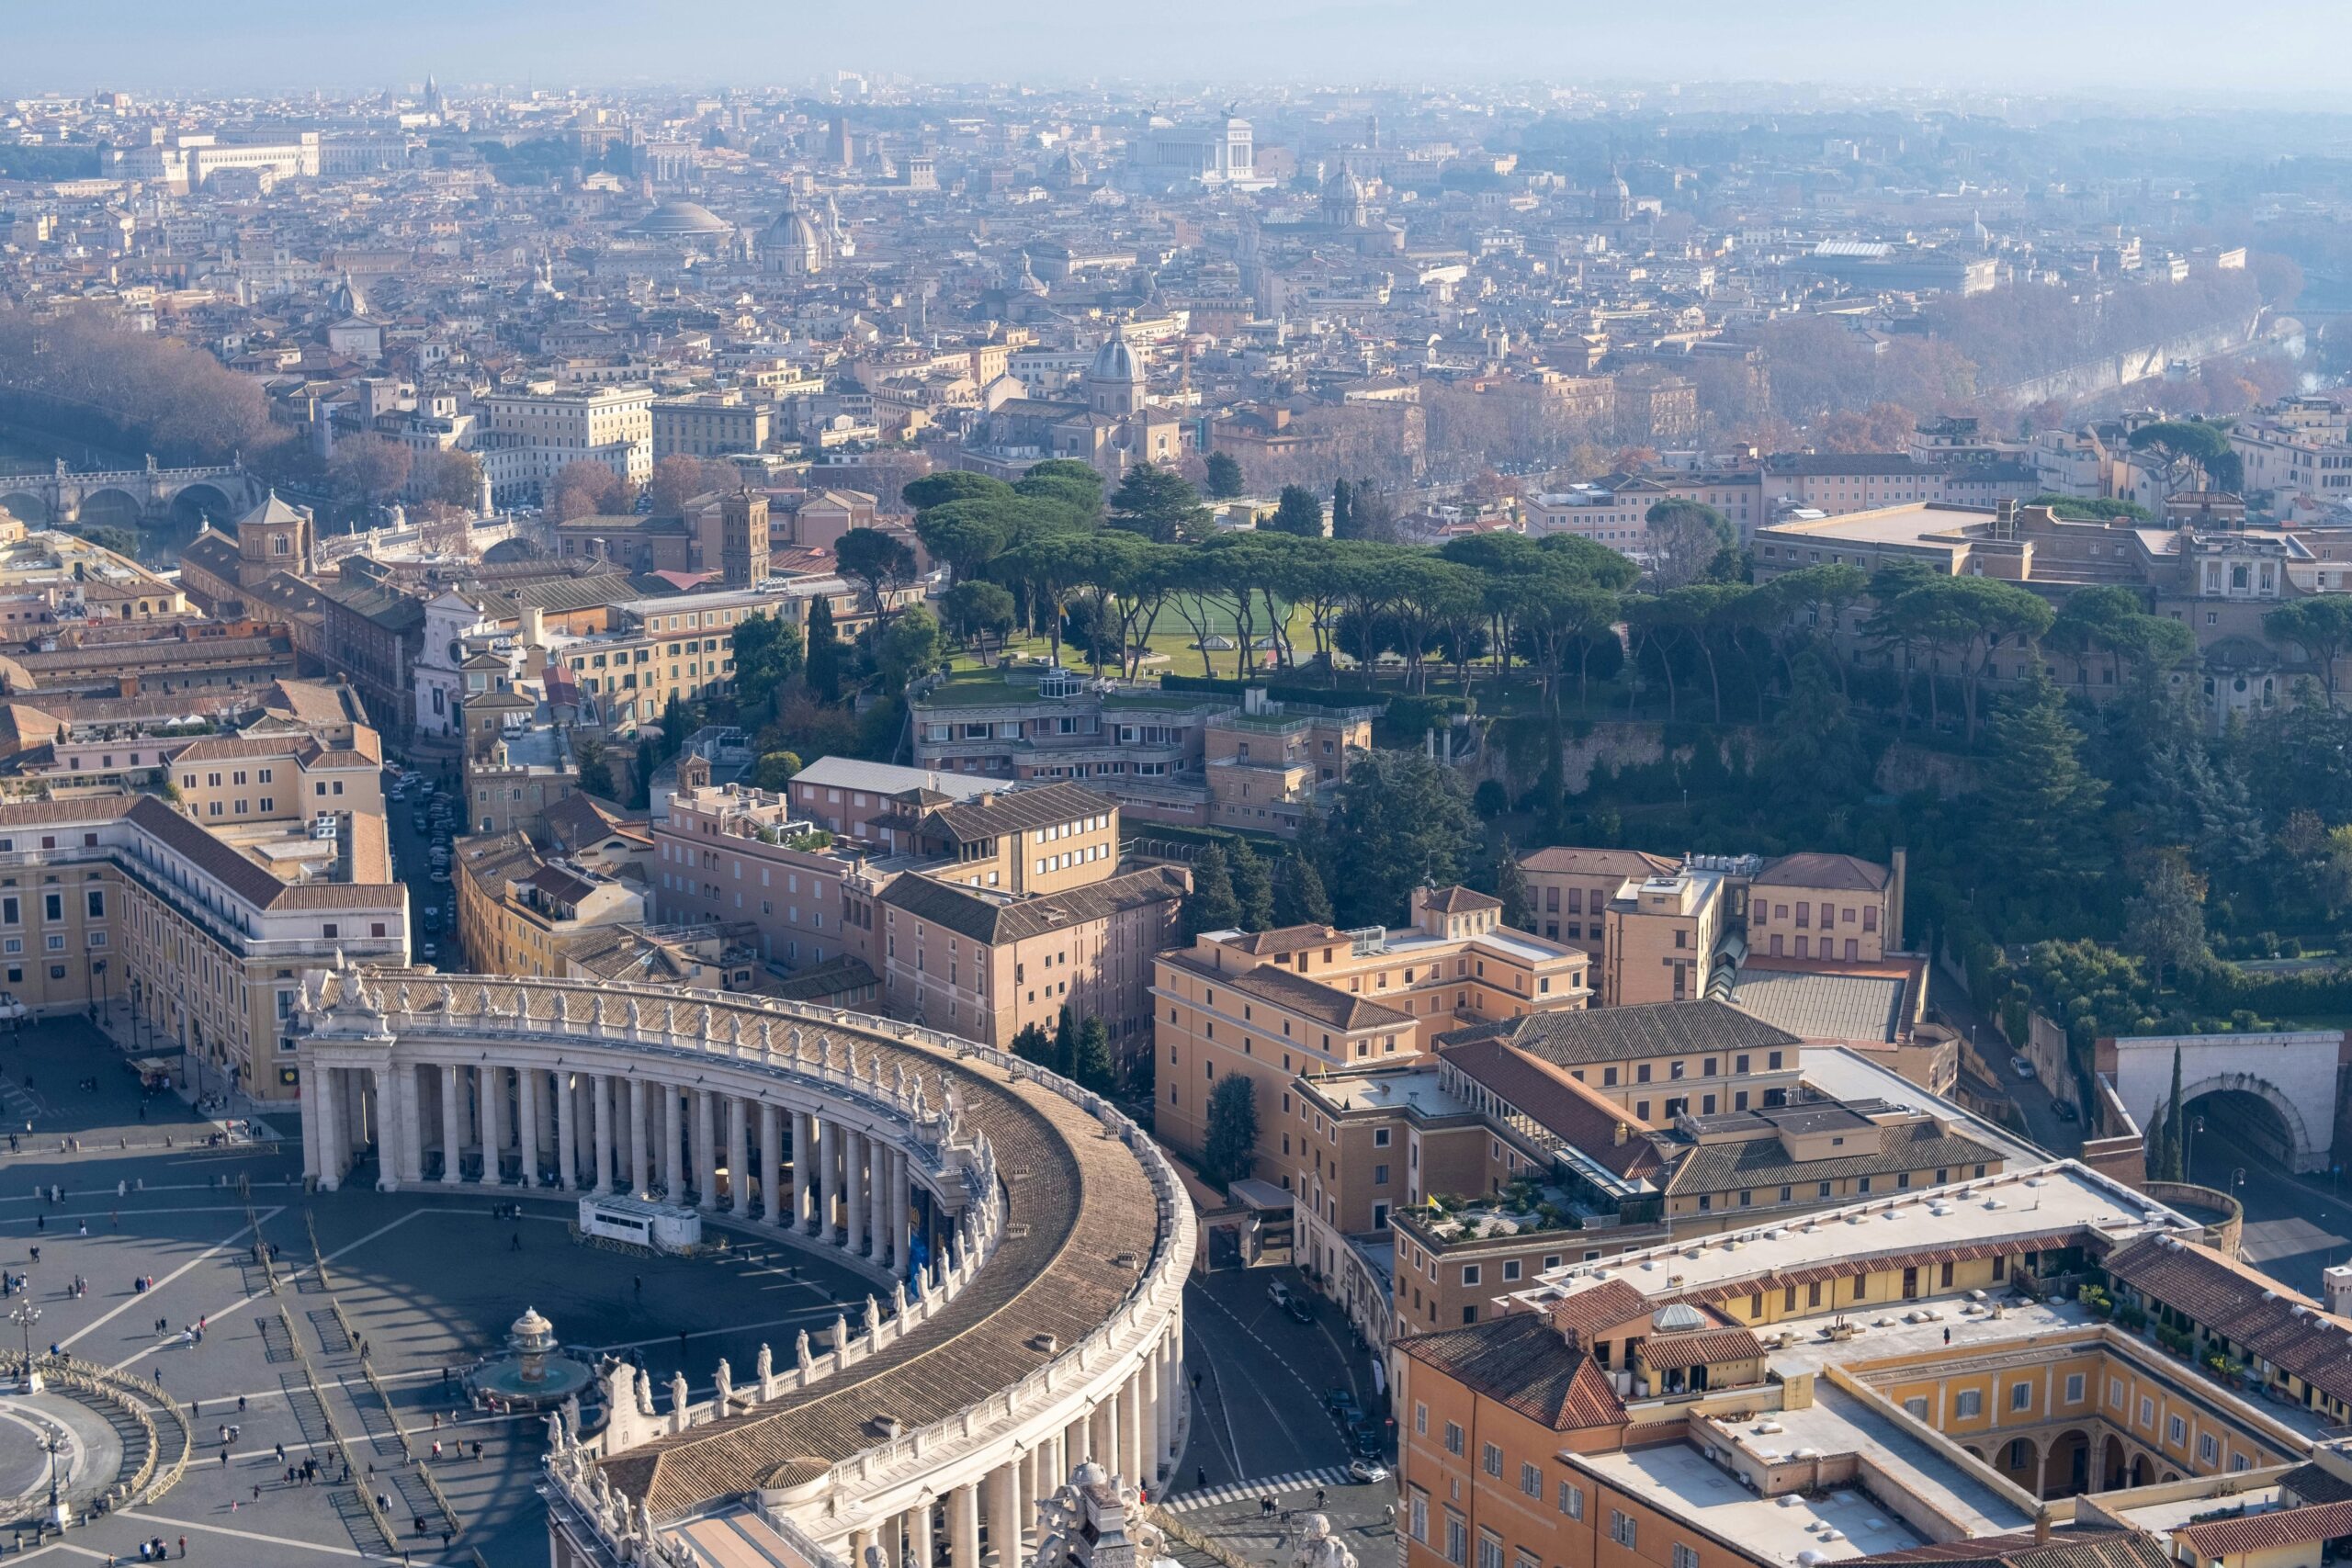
[1178,1266,1381,1494]
[2189,1121,2352,1298]
[385,767,457,969]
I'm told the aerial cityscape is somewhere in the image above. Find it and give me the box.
[7,8,2352,1568]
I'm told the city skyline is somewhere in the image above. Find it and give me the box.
[9,0,2352,100]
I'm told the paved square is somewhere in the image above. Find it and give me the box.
[0,1016,884,1567]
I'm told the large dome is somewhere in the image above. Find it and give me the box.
[1088,328,1144,387]
[631,198,733,236]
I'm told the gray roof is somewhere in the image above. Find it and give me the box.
[791,757,992,800]
[1727,966,1906,1043]
[1440,999,1800,1066]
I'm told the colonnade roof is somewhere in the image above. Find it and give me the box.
[328,975,1167,1519]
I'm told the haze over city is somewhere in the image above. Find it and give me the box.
[6,14,2352,1568]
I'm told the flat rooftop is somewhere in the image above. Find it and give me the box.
[1514,1161,2191,1315]
[1797,1047,2049,1167]
[1308,1064,1476,1120]
[1572,1440,1936,1565]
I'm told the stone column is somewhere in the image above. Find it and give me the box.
[949,1481,980,1568]
[1119,1371,1143,1488]
[1156,1336,1177,1467]
[818,1115,839,1240]
[628,1077,650,1196]
[370,1066,400,1189]
[761,1102,784,1224]
[315,1066,343,1190]
[441,1064,463,1186]
[844,1130,868,1256]
[300,1060,325,1182]
[1064,1416,1088,1469]
[892,1150,913,1279]
[692,1089,717,1210]
[909,1497,935,1568]
[556,1071,578,1190]
[985,1462,1019,1568]
[1138,1348,1162,1482]
[1013,1449,1035,1554]
[401,1065,424,1189]
[515,1066,539,1188]
[728,1097,751,1217]
[795,1111,818,1230]
[1090,1400,1114,1479]
[663,1085,686,1203]
[867,1134,888,1265]
[593,1075,615,1193]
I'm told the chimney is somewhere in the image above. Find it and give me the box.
[521,604,546,648]
[2033,1509,2052,1548]
[1612,1121,1629,1147]
[1888,847,1907,954]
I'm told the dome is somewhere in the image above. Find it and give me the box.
[1652,1302,1707,1333]
[1327,167,1366,201]
[631,198,733,236]
[1088,327,1144,387]
[1072,1460,1110,1490]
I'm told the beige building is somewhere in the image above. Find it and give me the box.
[651,393,773,460]
[479,386,656,503]
[0,792,406,1100]
[1151,886,1590,1178]
[452,829,646,978]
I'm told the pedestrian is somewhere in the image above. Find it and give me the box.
[252,1484,261,1503]
[431,1440,441,1460]
[472,1439,483,1461]
[237,1395,245,1413]
[1943,1326,1951,1345]
[178,1537,186,1559]
[1317,1488,1327,1509]
[218,1450,226,1468]
[275,1441,285,1462]
[1197,1465,1207,1489]
[634,1274,642,1296]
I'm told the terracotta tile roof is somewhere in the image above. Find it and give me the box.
[926,781,1116,843]
[1438,1037,1663,1179]
[1755,852,1891,893]
[1159,950,1414,1033]
[880,864,1186,946]
[1544,1279,1656,1341]
[1219,924,1340,956]
[1421,886,1500,914]
[1849,1529,2171,1568]
[2103,1234,2352,1406]
[1665,1120,2000,1196]
[1634,1325,1762,1371]
[1396,1312,1626,1432]
[1440,999,1800,1068]
[2282,1461,2352,1506]
[2174,1499,2352,1558]
[1519,846,1677,879]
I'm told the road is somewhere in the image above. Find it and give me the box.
[1927,976,2080,1159]
[2189,1121,2352,1298]
[385,767,456,967]
[1178,1266,1381,1495]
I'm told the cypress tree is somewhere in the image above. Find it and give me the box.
[806,594,842,703]
[1275,857,1335,928]
[1053,1006,1079,1078]
[2165,1043,2188,1180]
[1182,844,1243,940]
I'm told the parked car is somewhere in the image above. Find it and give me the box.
[2012,1056,2036,1080]
[1283,1292,1314,1325]
[421,942,440,961]
[1267,1280,1293,1310]
[2053,1100,2080,1122]
[1326,1389,1363,1424]
[1347,1458,1391,1484]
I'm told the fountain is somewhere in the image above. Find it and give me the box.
[467,1306,594,1411]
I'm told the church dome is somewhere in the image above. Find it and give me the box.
[1088,328,1144,387]
[631,198,733,236]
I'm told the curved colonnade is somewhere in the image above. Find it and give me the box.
[289,963,1193,1568]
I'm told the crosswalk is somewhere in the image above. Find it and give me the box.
[1163,1466,1355,1514]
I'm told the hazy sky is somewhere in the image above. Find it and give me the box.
[7,1,2346,100]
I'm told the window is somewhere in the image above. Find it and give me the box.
[85,890,103,919]
[1480,1443,1502,1478]
[1444,1518,1466,1568]
[1954,1390,1983,1418]
[2010,1382,2031,1412]
[2199,1433,2219,1464]
[1673,1546,1701,1568]
[1520,1462,1540,1497]
[1443,1421,1464,1456]
[1557,1483,1583,1520]
[1476,1538,1503,1568]
[1462,1264,1481,1287]
[2166,1415,2187,1446]
[1609,1511,1637,1549]
[2064,1373,2086,1404]
[1414,1403,1427,1436]
[1410,1496,1428,1544]
[41,894,59,922]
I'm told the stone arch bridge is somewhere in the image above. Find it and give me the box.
[2108,1030,2346,1174]
[0,456,266,529]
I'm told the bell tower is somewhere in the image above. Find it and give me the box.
[236,491,314,589]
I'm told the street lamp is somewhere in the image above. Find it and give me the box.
[11,1303,40,1394]
[40,1428,64,1528]
[2188,1114,2205,1179]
